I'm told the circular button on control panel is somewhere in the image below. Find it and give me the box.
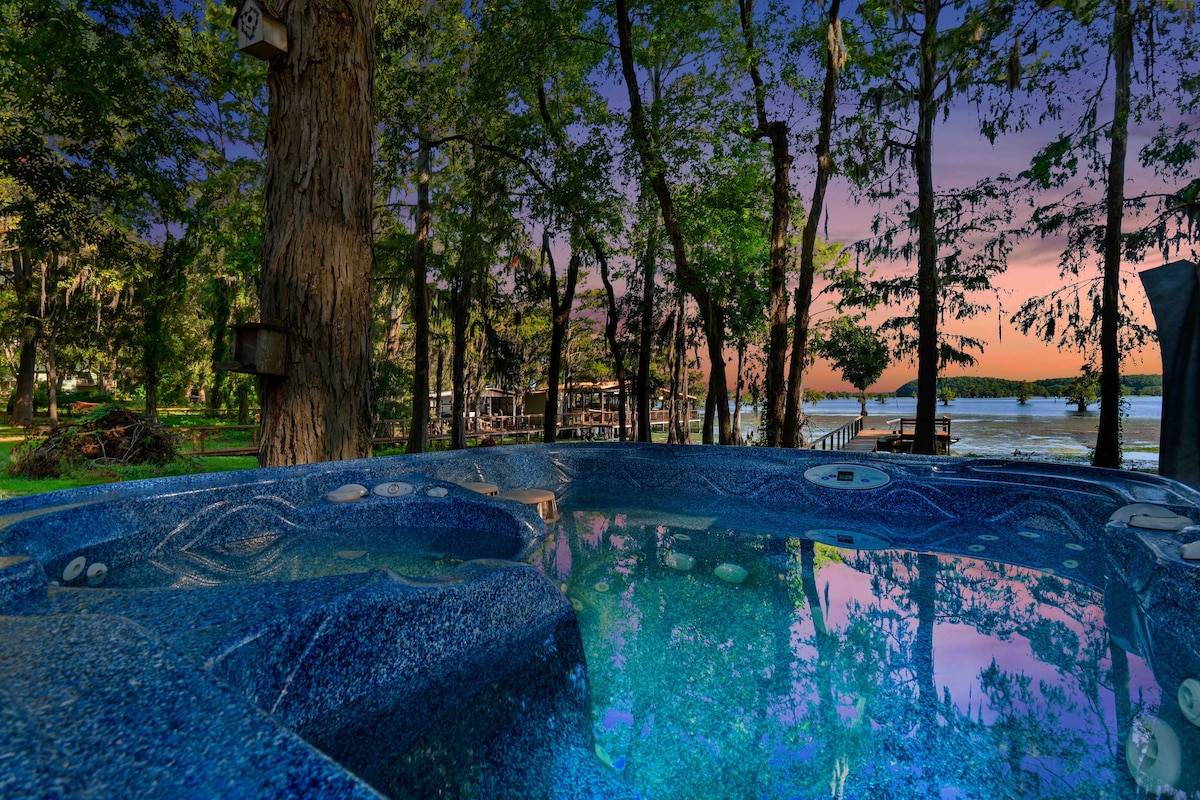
[802,463,891,490]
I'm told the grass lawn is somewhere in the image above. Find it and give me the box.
[0,422,260,501]
[0,414,502,501]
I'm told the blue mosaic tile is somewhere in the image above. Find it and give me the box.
[2,443,1200,798]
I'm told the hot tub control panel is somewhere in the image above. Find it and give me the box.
[803,463,891,490]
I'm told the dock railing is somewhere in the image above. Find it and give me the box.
[804,415,866,451]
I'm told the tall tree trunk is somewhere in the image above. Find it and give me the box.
[703,391,716,445]
[590,233,628,441]
[667,291,684,444]
[237,377,250,426]
[914,553,939,727]
[738,0,792,447]
[208,274,232,413]
[450,276,470,450]
[407,139,432,454]
[144,375,159,422]
[384,306,403,360]
[615,0,730,443]
[1095,0,1132,469]
[783,0,842,448]
[434,346,446,434]
[543,236,580,444]
[143,237,184,424]
[45,330,58,424]
[636,207,657,442]
[679,340,691,444]
[10,249,37,427]
[258,0,376,466]
[912,0,942,455]
[107,346,119,396]
[733,342,746,445]
[701,304,732,444]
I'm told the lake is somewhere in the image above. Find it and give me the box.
[741,396,1163,466]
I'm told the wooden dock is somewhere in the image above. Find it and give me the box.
[839,417,957,454]
[840,429,897,452]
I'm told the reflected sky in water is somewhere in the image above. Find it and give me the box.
[538,507,1177,800]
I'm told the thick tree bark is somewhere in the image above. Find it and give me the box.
[615,0,731,444]
[406,139,432,454]
[738,0,792,447]
[912,0,942,455]
[1095,0,1132,469]
[384,305,403,361]
[258,0,376,466]
[783,0,842,448]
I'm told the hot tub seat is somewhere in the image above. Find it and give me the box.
[3,560,600,799]
[0,613,385,800]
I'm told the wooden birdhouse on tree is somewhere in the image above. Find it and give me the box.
[233,0,288,60]
[215,323,288,377]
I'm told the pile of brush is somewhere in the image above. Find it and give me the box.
[9,405,178,478]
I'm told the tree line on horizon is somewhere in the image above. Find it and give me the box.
[890,373,1162,400]
[0,0,1196,467]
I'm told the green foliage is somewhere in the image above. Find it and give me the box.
[0,0,265,419]
[0,426,256,498]
[1009,0,1196,463]
[894,373,1160,398]
[675,136,773,347]
[937,386,956,405]
[1064,365,1100,412]
[1017,380,1034,404]
[813,316,890,395]
[847,0,1038,378]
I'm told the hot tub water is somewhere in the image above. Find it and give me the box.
[538,504,1170,799]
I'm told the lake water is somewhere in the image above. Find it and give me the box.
[741,396,1163,466]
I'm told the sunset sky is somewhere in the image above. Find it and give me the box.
[584,7,1192,397]
[795,93,1173,394]
[556,6,1193,398]
[805,192,1168,393]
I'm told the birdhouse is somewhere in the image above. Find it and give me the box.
[233,0,288,60]
[216,323,288,377]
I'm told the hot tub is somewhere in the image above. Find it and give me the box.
[2,444,1199,798]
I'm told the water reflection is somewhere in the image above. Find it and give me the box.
[537,508,1194,799]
